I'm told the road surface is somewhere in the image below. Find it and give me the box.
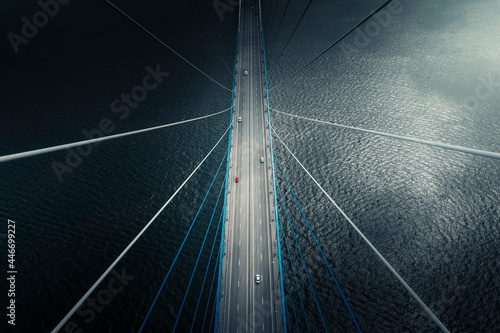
[219,1,281,332]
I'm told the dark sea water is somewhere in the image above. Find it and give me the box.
[1,0,499,332]
[1,0,235,332]
[264,0,500,332]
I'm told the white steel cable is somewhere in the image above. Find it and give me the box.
[271,125,451,333]
[0,107,230,163]
[105,0,232,92]
[51,125,229,333]
[273,108,500,160]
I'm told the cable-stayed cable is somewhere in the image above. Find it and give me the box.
[276,154,362,332]
[208,295,218,333]
[272,125,451,333]
[275,0,312,61]
[270,0,395,91]
[277,182,328,332]
[138,144,228,332]
[278,188,311,333]
[189,183,225,333]
[208,0,233,57]
[267,0,281,42]
[268,0,290,55]
[103,0,232,92]
[0,107,230,163]
[185,0,233,76]
[172,171,227,332]
[50,125,229,333]
[264,0,275,22]
[278,211,301,333]
[273,108,500,160]
[281,267,291,333]
[200,241,221,333]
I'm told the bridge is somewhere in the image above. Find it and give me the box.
[217,0,282,332]
[2,0,499,332]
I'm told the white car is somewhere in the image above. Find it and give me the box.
[260,157,264,163]
[238,117,242,122]
[256,274,261,284]
[244,70,248,75]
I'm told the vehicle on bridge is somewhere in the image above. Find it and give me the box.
[235,176,239,183]
[238,116,241,122]
[260,157,264,163]
[255,274,261,284]
[244,70,248,75]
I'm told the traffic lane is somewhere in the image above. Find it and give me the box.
[229,129,250,328]
[226,2,258,332]
[253,162,272,295]
[232,18,254,330]
[229,64,251,330]
[226,108,241,330]
[248,72,270,332]
[248,57,256,327]
[228,155,250,330]
[257,4,277,331]
[256,74,277,333]
[249,74,275,332]
[250,7,273,312]
[230,241,249,326]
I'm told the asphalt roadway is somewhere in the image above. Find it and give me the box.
[219,1,279,332]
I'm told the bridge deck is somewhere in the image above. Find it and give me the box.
[218,1,282,332]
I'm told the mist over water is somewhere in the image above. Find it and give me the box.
[1,0,499,332]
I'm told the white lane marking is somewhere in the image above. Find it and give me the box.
[237,304,239,311]
[259,204,261,208]
[239,240,241,247]
[261,254,262,261]
[260,235,262,242]
[262,298,264,304]
[238,280,240,287]
[260,219,261,225]
[238,259,240,266]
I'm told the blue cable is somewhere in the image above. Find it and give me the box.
[277,211,300,333]
[209,292,218,333]
[277,182,328,332]
[275,155,362,332]
[138,149,228,332]
[277,214,294,333]
[201,240,221,333]
[189,181,226,333]
[278,188,311,333]
[172,175,227,332]
[279,242,291,332]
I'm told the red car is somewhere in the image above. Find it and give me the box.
[235,177,239,183]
